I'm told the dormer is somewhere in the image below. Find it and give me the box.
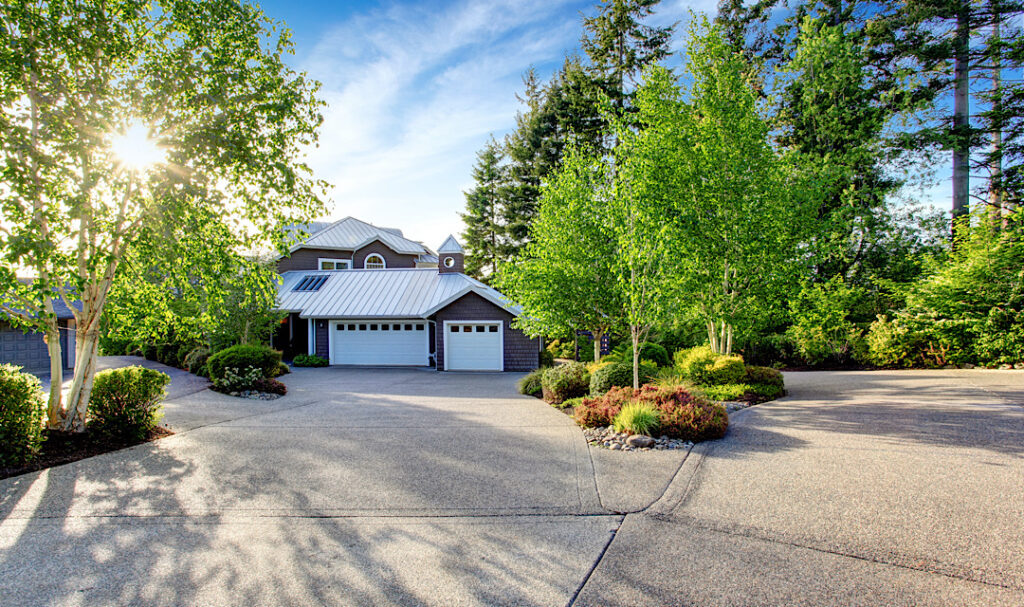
[437,235,465,274]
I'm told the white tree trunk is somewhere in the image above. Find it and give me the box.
[62,325,99,432]
[44,317,64,428]
[592,328,604,363]
[631,325,641,389]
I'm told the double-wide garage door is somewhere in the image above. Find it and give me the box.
[330,320,428,366]
[445,322,503,371]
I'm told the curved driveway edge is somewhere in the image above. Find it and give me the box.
[576,370,1024,606]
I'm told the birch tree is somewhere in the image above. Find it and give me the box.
[0,0,326,431]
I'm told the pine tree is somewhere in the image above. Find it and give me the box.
[461,138,506,281]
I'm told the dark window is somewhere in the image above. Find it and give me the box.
[292,274,329,292]
[476,326,485,333]
[370,324,378,330]
[405,324,412,331]
[416,324,424,331]
[451,326,459,333]
[393,324,401,331]
[359,324,367,331]
[348,324,356,331]
[382,324,389,330]
[488,325,498,332]
[336,325,344,331]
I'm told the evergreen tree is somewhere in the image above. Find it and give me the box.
[461,139,506,281]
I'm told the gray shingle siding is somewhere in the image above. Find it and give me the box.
[352,240,417,269]
[432,292,538,372]
[314,320,329,359]
[278,248,353,273]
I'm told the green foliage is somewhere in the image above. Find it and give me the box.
[575,385,728,441]
[866,223,1024,367]
[675,345,747,385]
[538,349,555,368]
[99,335,134,356]
[462,138,508,280]
[589,360,657,396]
[271,362,291,377]
[0,364,47,466]
[206,345,282,381]
[211,366,264,393]
[612,401,661,435]
[183,347,211,375]
[694,383,752,402]
[292,354,328,367]
[87,367,169,440]
[706,356,747,386]
[786,277,868,365]
[603,342,670,367]
[0,0,327,432]
[517,370,545,397]
[745,366,785,388]
[541,362,591,404]
[546,339,576,359]
[559,396,585,410]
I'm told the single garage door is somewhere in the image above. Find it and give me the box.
[445,321,502,371]
[0,325,50,373]
[330,320,429,366]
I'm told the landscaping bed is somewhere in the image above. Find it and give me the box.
[0,425,173,480]
[520,343,787,451]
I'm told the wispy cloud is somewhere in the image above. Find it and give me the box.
[299,0,717,247]
[301,0,588,247]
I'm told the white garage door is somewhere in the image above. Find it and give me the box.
[330,320,429,366]
[445,322,503,371]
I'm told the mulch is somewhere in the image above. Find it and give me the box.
[0,426,174,481]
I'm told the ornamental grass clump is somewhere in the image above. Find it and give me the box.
[517,369,544,397]
[612,401,660,435]
[0,364,47,466]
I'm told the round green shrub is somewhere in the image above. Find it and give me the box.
[589,360,656,396]
[292,354,329,367]
[745,365,784,388]
[674,345,718,383]
[0,364,47,466]
[706,356,746,385]
[541,362,590,404]
[271,362,291,377]
[88,366,170,440]
[517,370,544,397]
[206,345,283,380]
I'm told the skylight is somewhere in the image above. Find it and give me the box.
[293,274,329,292]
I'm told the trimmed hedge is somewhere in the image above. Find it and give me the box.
[206,345,282,380]
[88,366,170,440]
[589,360,657,396]
[674,345,746,386]
[0,364,47,466]
[745,365,784,388]
[541,362,590,404]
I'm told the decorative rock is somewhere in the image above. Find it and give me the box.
[626,435,656,448]
[961,363,976,369]
[999,364,1013,370]
[1016,363,1024,370]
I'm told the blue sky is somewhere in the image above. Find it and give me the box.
[256,0,711,249]
[256,0,952,249]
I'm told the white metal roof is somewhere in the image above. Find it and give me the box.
[289,217,427,255]
[276,269,521,319]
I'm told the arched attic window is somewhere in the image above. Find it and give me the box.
[364,253,386,269]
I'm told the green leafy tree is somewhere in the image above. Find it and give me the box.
[671,20,809,355]
[0,1,326,431]
[461,138,507,281]
[497,144,621,364]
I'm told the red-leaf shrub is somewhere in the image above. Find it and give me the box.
[573,384,728,442]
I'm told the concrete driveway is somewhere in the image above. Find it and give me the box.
[0,363,684,606]
[577,370,1024,606]
[2,364,1022,606]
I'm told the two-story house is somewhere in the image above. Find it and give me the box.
[272,217,539,371]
